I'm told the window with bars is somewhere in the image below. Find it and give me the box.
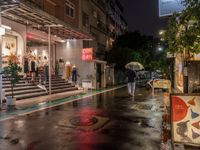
[65,0,75,18]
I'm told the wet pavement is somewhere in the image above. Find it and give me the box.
[0,87,167,150]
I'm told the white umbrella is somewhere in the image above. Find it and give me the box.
[125,62,144,71]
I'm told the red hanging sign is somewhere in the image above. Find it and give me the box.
[82,48,93,61]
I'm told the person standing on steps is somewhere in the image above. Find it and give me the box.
[23,57,29,84]
[72,65,77,84]
[125,66,137,97]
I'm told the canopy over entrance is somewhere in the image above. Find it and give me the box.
[0,0,93,40]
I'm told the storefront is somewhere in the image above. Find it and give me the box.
[0,0,94,101]
[1,18,26,70]
[174,52,200,93]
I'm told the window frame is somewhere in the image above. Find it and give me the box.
[65,0,75,19]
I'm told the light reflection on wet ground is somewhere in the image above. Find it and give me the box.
[0,87,165,150]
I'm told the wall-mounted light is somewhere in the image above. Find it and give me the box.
[0,27,5,36]
[1,25,11,30]
[60,40,65,43]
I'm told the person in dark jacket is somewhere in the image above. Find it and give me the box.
[126,67,137,97]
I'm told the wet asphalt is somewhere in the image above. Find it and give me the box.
[0,87,166,150]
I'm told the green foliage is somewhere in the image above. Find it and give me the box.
[107,47,142,69]
[2,61,22,98]
[165,0,200,59]
[107,31,167,72]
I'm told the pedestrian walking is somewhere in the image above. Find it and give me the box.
[126,66,137,97]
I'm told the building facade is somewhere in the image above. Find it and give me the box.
[0,0,127,90]
[106,0,127,49]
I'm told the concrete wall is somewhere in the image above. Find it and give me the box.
[56,40,95,83]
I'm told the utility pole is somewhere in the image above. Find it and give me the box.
[0,7,3,108]
[48,26,51,95]
[45,24,62,95]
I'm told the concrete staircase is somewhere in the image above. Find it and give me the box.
[3,76,78,100]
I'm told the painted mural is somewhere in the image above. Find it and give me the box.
[172,96,200,146]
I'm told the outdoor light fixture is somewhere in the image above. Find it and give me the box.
[160,38,165,41]
[60,39,66,43]
[159,31,164,35]
[158,47,163,51]
[159,30,165,36]
[0,27,5,35]
[0,24,12,35]
[1,24,11,30]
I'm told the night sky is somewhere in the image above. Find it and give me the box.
[121,0,168,37]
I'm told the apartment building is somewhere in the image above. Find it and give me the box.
[106,0,127,49]
[1,0,127,92]
[24,0,80,28]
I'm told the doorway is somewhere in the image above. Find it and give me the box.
[96,63,102,89]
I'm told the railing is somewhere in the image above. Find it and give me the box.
[91,0,106,11]
[23,0,43,8]
[97,20,107,33]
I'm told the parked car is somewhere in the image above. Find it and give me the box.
[136,71,151,87]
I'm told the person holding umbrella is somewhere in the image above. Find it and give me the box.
[125,62,144,97]
[125,66,137,97]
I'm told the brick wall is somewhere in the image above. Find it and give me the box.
[41,0,79,28]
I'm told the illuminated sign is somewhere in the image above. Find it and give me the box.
[82,48,93,61]
[159,0,185,17]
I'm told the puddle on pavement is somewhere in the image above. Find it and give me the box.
[0,134,11,140]
[26,140,41,150]
[10,138,20,145]
[140,119,155,128]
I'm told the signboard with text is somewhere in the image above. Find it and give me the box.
[153,79,171,90]
[159,0,185,17]
[171,95,200,146]
[82,48,93,61]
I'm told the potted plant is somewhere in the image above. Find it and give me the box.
[2,54,22,106]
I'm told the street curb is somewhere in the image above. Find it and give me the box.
[0,85,126,122]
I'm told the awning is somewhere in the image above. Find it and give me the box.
[0,0,93,40]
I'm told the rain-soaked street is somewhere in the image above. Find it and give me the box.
[0,87,166,150]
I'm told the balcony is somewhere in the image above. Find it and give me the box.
[97,20,107,33]
[23,0,43,9]
[91,0,106,12]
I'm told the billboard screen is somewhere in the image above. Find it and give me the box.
[159,0,185,17]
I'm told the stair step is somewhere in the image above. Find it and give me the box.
[45,83,71,87]
[3,83,34,88]
[51,87,78,94]
[15,92,48,100]
[27,76,63,80]
[47,85,74,90]
[2,75,77,100]
[3,80,26,85]
[34,80,68,85]
[3,86,38,92]
[5,89,45,96]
